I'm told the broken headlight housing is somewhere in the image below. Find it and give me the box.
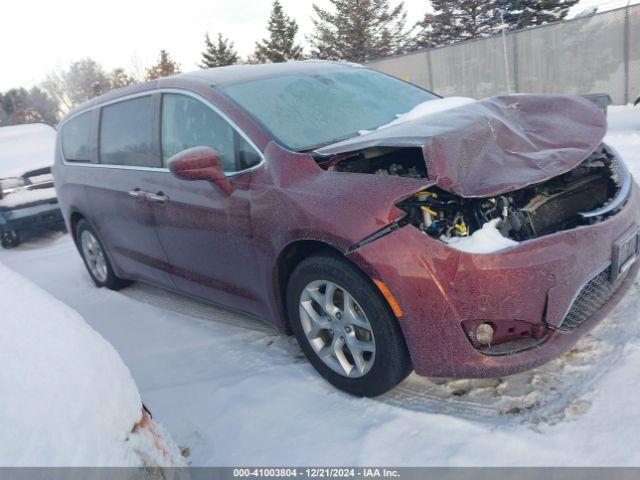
[396,144,628,244]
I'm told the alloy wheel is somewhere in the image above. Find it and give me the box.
[299,280,376,378]
[81,230,108,283]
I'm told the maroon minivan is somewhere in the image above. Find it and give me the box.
[54,61,640,396]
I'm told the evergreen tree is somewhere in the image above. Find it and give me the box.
[24,87,59,124]
[0,87,59,126]
[255,0,304,63]
[499,0,579,30]
[0,89,33,125]
[415,0,500,48]
[200,33,239,68]
[108,68,136,90]
[146,50,181,80]
[309,0,410,63]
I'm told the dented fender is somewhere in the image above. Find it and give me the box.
[346,183,640,377]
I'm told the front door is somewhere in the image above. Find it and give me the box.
[150,92,264,315]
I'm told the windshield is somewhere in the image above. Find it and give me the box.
[221,68,438,151]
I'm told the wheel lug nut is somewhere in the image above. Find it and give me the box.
[345,326,352,333]
[340,336,345,341]
[336,312,342,319]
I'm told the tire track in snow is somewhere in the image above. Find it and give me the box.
[121,268,640,425]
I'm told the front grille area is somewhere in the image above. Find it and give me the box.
[559,267,621,331]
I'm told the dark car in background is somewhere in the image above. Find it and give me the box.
[53,61,640,396]
[0,123,65,248]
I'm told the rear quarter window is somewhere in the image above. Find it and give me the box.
[61,111,93,162]
[99,96,158,167]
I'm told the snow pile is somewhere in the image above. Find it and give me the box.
[442,219,519,254]
[0,124,56,179]
[0,260,184,466]
[361,97,476,134]
[605,106,640,178]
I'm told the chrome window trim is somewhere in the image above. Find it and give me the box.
[58,88,266,177]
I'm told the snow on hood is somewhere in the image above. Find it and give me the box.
[359,97,475,134]
[0,123,56,179]
[316,94,607,198]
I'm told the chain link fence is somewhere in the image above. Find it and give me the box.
[367,4,640,105]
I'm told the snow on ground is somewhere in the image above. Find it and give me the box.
[0,106,639,466]
[0,260,184,466]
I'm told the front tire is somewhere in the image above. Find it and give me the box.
[76,219,130,290]
[287,253,412,397]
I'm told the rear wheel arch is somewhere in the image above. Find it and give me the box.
[69,212,127,283]
[69,211,86,247]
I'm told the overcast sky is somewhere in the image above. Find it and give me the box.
[0,0,630,91]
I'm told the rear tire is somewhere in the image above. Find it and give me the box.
[1,230,20,249]
[76,219,131,290]
[287,253,412,397]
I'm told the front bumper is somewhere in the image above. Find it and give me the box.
[347,182,640,378]
[0,201,65,234]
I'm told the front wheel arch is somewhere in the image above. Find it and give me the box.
[274,240,344,334]
[274,240,405,338]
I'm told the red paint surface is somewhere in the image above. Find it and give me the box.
[53,65,640,379]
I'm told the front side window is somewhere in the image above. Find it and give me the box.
[61,111,93,162]
[161,93,260,172]
[99,96,157,167]
[221,68,438,151]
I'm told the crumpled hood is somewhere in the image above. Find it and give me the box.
[315,94,607,198]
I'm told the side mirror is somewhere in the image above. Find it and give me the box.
[168,146,233,195]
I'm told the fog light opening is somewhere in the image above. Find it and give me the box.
[462,319,553,355]
[475,323,495,347]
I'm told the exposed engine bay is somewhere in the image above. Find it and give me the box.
[324,144,628,245]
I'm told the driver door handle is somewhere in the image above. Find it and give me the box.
[128,189,144,199]
[147,192,169,204]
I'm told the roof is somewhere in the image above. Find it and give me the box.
[176,60,362,86]
[62,60,362,121]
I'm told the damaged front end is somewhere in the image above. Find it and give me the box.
[396,144,630,246]
[311,95,639,372]
[322,143,629,251]
[317,94,623,251]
